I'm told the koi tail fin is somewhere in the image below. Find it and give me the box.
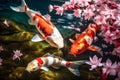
[10,0,28,12]
[68,60,87,76]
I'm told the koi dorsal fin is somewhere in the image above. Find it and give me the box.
[40,67,49,71]
[88,45,101,52]
[31,34,44,42]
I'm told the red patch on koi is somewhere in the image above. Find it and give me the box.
[36,58,43,66]
[33,13,53,36]
[66,62,71,67]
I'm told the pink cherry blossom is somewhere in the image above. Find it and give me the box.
[70,0,77,6]
[0,46,4,52]
[0,58,3,65]
[56,7,64,15]
[86,55,103,70]
[103,30,115,44]
[102,59,117,76]
[77,0,91,7]
[13,50,23,60]
[87,5,95,12]
[94,15,107,25]
[62,1,73,10]
[50,0,120,57]
[82,9,94,20]
[94,0,105,5]
[73,9,82,17]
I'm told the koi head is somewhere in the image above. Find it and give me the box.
[26,60,39,72]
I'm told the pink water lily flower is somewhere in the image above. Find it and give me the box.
[102,59,117,76]
[13,50,23,60]
[86,55,103,70]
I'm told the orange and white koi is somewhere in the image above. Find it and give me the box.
[26,53,87,76]
[10,0,64,48]
[69,23,100,56]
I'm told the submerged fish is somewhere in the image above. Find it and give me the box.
[10,0,64,49]
[69,23,100,56]
[26,53,87,76]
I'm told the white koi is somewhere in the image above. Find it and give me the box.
[26,53,87,76]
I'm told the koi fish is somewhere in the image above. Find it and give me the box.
[26,53,87,76]
[69,23,100,56]
[10,0,64,48]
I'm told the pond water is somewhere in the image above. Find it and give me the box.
[0,0,119,80]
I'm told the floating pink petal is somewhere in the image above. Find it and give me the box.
[13,50,23,60]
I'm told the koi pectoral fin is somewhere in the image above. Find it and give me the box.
[52,65,60,69]
[69,38,75,43]
[40,67,49,71]
[31,34,44,42]
[88,45,101,52]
